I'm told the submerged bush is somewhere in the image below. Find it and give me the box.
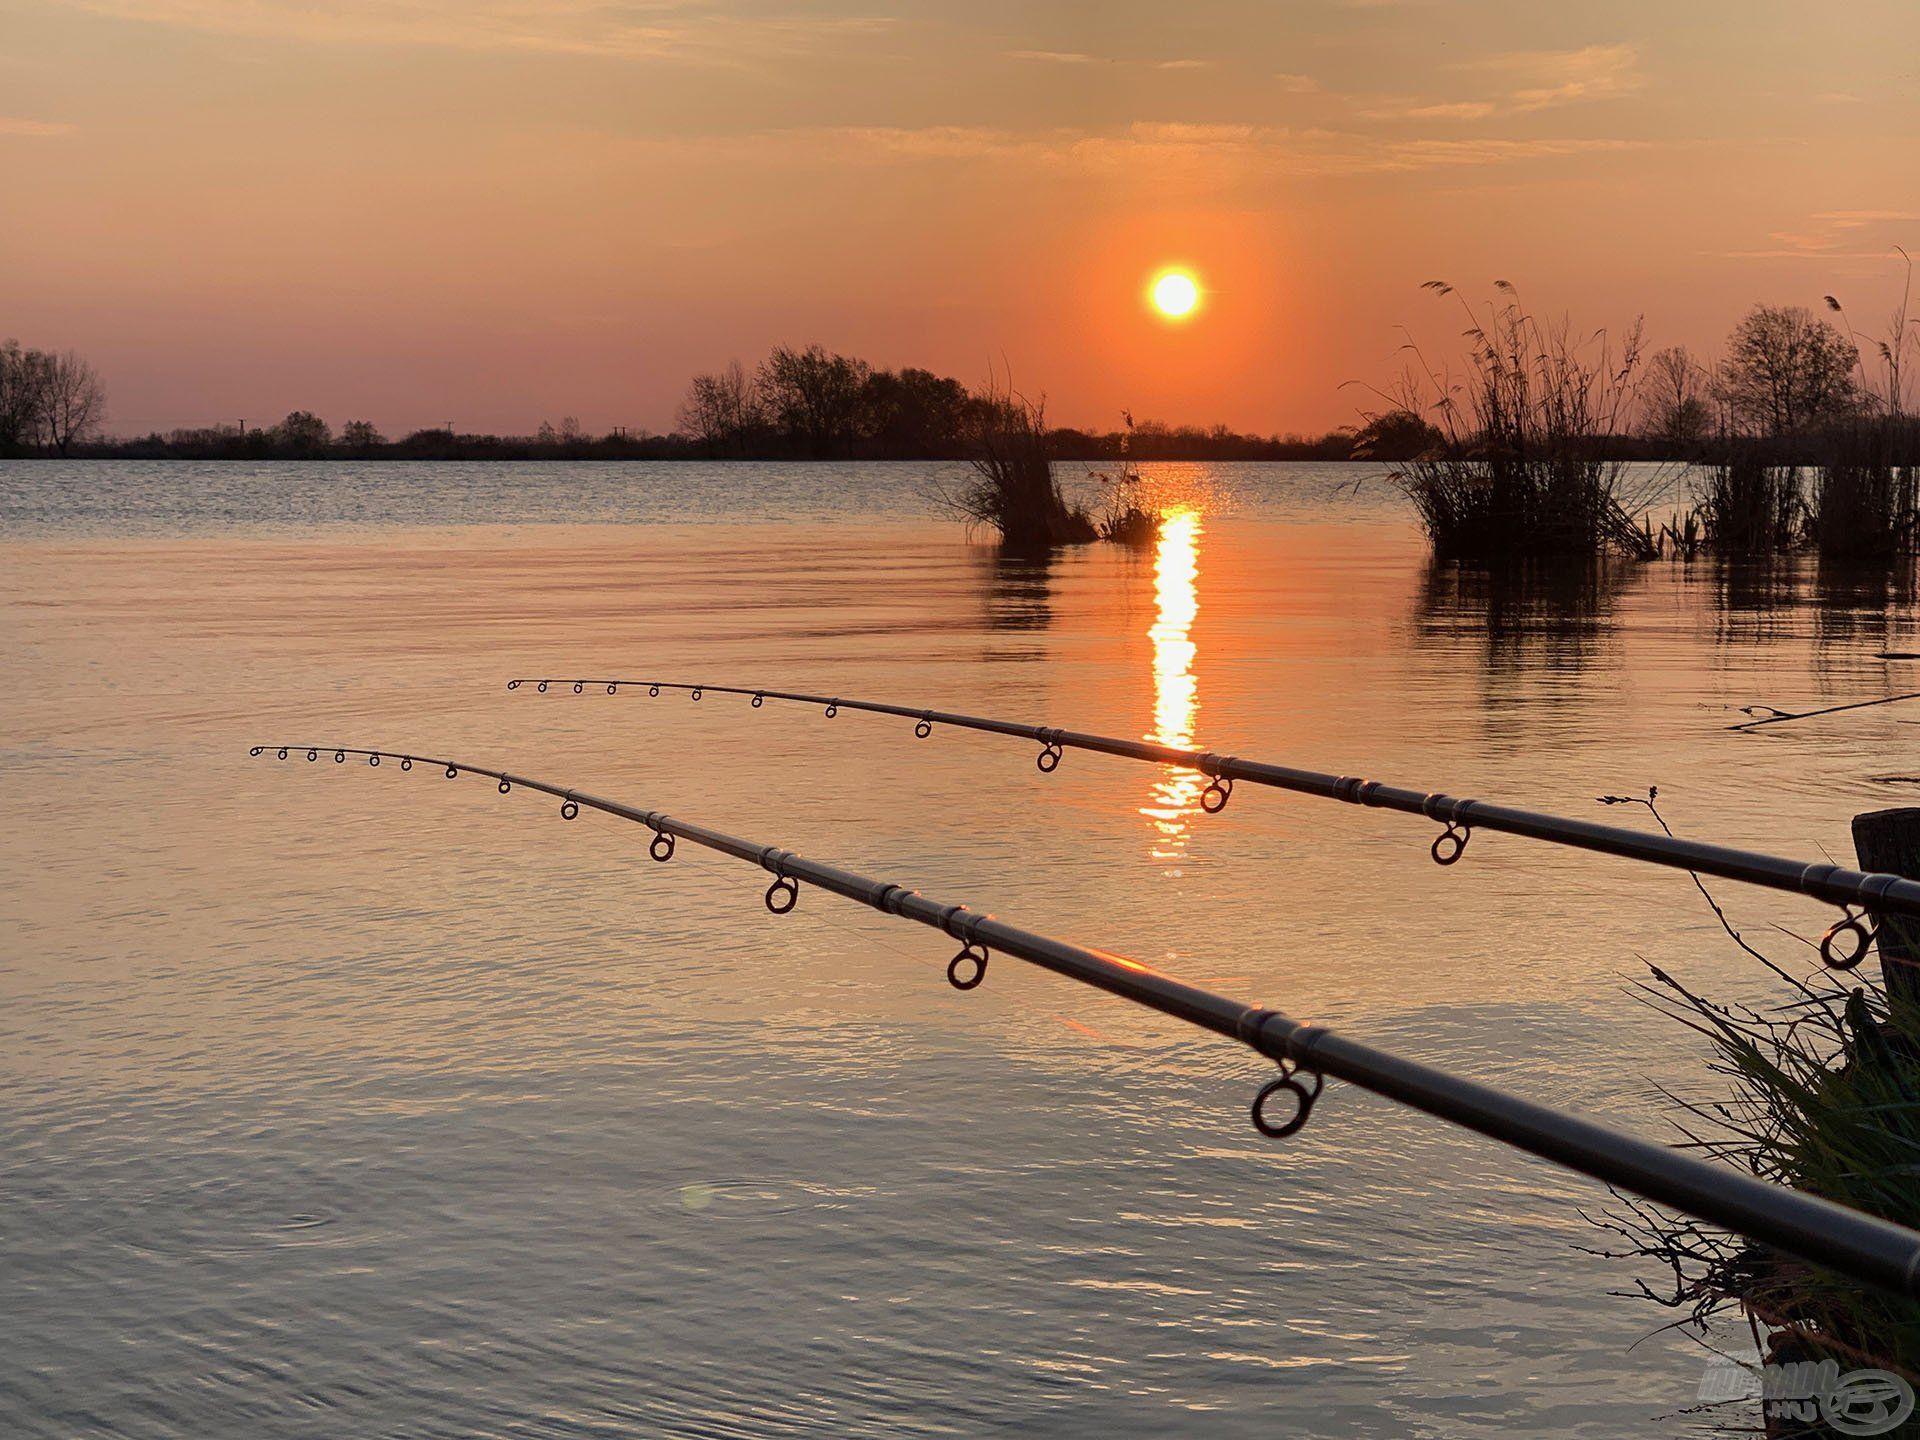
[1371,282,1662,561]
[947,382,1095,551]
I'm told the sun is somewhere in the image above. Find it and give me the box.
[1149,268,1201,320]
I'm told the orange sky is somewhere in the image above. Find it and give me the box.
[2,0,1916,436]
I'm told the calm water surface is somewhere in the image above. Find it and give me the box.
[3,461,1915,1437]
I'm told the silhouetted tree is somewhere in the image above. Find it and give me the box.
[36,350,106,455]
[1642,345,1713,447]
[1350,409,1443,461]
[860,366,973,456]
[340,420,383,451]
[676,360,764,456]
[757,344,870,456]
[275,410,331,456]
[0,340,45,454]
[1720,305,1859,436]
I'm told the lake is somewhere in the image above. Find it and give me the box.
[2,460,1914,1437]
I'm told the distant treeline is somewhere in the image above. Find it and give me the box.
[7,296,1908,464]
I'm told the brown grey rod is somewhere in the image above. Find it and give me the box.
[502,677,1920,953]
[250,742,1920,1300]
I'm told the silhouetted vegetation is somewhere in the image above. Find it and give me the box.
[1589,795,1920,1420]
[1694,444,1803,556]
[1371,282,1662,562]
[944,382,1095,551]
[0,340,106,455]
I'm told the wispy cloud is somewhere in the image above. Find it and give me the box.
[1724,208,1920,260]
[613,119,1642,185]
[1275,73,1320,94]
[1008,48,1097,64]
[1362,43,1644,121]
[0,116,75,137]
[58,0,893,62]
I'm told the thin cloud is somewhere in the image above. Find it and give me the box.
[1008,49,1097,64]
[616,119,1643,183]
[0,116,75,137]
[1275,73,1321,93]
[1366,43,1644,122]
[58,0,893,62]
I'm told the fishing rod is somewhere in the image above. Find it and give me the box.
[503,677,1917,965]
[248,741,1920,1300]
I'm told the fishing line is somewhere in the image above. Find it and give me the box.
[248,741,1920,1299]
[501,678,1920,954]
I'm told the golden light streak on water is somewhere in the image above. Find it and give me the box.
[1140,507,1204,864]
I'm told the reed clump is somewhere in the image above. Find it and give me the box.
[1374,283,1661,562]
[1588,796,1920,1419]
[1695,444,1806,556]
[1813,416,1919,562]
[950,383,1095,550]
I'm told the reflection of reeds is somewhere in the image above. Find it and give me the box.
[1415,556,1629,672]
[1379,283,1662,562]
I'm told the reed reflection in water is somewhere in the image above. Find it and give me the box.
[1140,507,1205,864]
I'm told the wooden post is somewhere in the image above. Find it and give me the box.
[1854,807,1920,1013]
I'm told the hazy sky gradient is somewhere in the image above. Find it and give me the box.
[2,0,1916,435]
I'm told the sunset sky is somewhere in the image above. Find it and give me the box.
[2,0,1916,436]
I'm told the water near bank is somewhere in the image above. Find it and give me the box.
[1,460,1913,1436]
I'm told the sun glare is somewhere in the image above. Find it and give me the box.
[1149,269,1201,319]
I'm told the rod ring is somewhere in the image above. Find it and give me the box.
[335,750,345,763]
[649,684,660,697]
[1037,743,1062,773]
[368,753,379,766]
[692,688,702,701]
[1820,914,1875,970]
[250,746,263,756]
[1251,1071,1323,1139]
[608,683,617,694]
[560,798,579,820]
[947,943,989,991]
[401,757,413,770]
[915,716,932,739]
[765,876,799,914]
[277,747,288,760]
[1201,776,1233,813]
[1431,826,1470,866]
[507,680,520,690]
[752,692,764,708]
[650,831,675,862]
[445,764,459,778]
[572,681,583,694]
[537,681,548,693]
[498,778,512,794]
[826,701,838,718]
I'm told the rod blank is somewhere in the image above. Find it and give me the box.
[504,678,1920,928]
[251,742,1920,1300]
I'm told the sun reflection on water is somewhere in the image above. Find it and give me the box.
[1140,507,1204,863]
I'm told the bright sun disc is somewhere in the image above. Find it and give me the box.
[1150,270,1200,318]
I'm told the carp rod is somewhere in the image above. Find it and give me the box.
[504,677,1916,964]
[249,742,1920,1300]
